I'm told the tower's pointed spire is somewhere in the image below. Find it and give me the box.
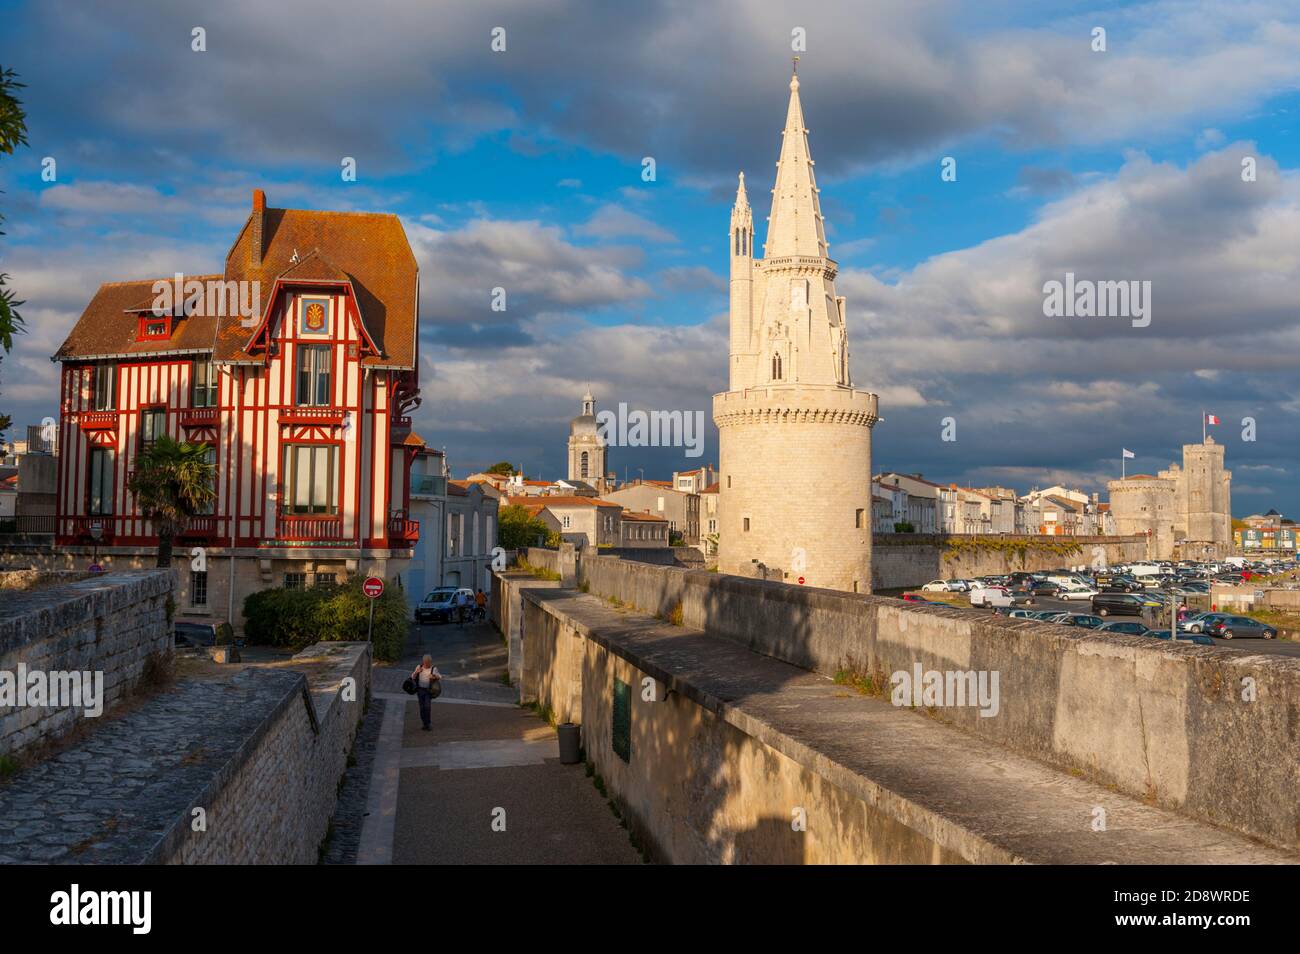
[764,63,828,259]
[735,171,749,209]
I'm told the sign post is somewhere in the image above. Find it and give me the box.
[362,576,384,643]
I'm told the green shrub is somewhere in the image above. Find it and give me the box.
[241,577,407,662]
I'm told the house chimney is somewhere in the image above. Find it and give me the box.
[251,189,266,267]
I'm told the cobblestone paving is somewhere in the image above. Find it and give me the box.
[0,668,301,863]
[319,694,387,865]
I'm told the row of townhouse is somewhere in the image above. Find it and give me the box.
[873,473,1116,536]
[502,495,670,549]
[50,190,497,622]
[472,466,717,548]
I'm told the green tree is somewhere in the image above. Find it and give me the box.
[485,461,517,476]
[126,436,217,568]
[497,503,549,550]
[0,66,30,430]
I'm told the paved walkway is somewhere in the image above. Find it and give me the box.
[355,618,642,865]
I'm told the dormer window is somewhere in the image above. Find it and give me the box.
[137,315,172,340]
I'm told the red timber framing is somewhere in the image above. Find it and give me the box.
[54,283,418,552]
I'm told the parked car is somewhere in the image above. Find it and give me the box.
[1095,574,1143,593]
[1091,592,1159,617]
[1022,579,1061,597]
[1203,616,1277,640]
[1057,614,1105,629]
[1179,612,1230,633]
[174,618,235,649]
[920,580,957,593]
[1057,583,1099,601]
[415,586,475,624]
[1005,609,1038,619]
[1144,630,1215,646]
[1098,620,1151,636]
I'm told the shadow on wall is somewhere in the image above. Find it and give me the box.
[568,581,819,864]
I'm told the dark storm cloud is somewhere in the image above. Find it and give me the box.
[12,1,1300,180]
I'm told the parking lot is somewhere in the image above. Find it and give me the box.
[1011,594,1300,658]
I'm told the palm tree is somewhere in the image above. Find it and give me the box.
[126,436,217,568]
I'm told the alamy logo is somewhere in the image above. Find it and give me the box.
[891,663,1000,717]
[50,884,151,934]
[0,665,104,716]
[151,273,262,324]
[596,402,705,458]
[1042,272,1151,327]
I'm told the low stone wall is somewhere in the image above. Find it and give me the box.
[521,588,1294,864]
[0,569,173,758]
[154,641,371,864]
[871,533,1149,590]
[492,569,562,687]
[570,553,1300,853]
[0,640,371,864]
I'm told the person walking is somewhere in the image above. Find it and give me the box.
[411,655,441,731]
[456,590,467,627]
[475,588,487,621]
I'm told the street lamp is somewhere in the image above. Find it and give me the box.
[89,523,103,571]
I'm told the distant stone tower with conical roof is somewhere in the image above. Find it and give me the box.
[713,66,879,591]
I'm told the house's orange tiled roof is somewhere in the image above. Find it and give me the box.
[56,193,418,370]
[700,482,719,494]
[53,276,225,360]
[219,197,417,369]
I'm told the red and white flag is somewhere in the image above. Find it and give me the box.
[1205,413,1221,425]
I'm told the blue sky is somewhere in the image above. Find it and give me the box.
[1,0,1298,514]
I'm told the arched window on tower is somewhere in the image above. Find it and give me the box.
[771,353,783,381]
[580,451,589,478]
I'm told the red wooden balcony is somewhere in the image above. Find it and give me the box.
[180,406,219,428]
[275,512,345,543]
[387,511,419,545]
[77,410,117,432]
[279,406,345,426]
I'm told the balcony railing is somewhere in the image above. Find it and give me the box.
[388,511,419,545]
[67,515,117,542]
[411,474,447,498]
[179,515,222,539]
[276,511,345,542]
[76,411,117,433]
[0,514,56,534]
[279,406,345,426]
[180,406,218,428]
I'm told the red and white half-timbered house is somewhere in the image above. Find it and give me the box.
[52,190,423,621]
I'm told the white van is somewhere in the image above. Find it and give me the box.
[969,585,1016,608]
[1126,564,1162,579]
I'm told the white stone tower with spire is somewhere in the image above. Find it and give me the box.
[713,65,879,591]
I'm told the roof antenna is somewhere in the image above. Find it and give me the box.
[290,247,300,264]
